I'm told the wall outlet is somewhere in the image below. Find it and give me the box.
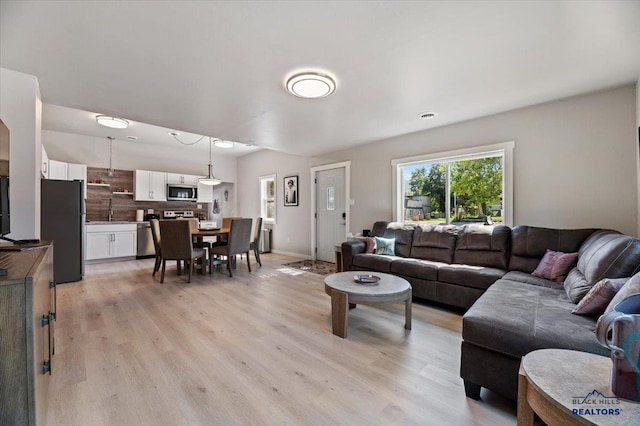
[197,204,202,209]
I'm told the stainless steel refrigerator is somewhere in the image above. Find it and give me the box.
[41,179,84,283]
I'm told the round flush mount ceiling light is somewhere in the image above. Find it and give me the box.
[214,140,234,149]
[286,72,336,98]
[418,112,437,120]
[96,115,129,129]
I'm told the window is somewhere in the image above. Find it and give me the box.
[392,142,514,226]
[260,174,276,224]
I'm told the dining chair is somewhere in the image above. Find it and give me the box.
[179,217,210,273]
[159,220,206,283]
[212,216,242,245]
[248,217,263,267]
[150,219,162,276]
[209,218,252,277]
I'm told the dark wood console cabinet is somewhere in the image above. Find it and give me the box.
[0,244,55,425]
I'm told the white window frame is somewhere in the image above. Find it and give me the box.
[391,141,514,226]
[260,174,276,224]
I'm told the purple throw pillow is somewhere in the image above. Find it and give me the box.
[532,249,579,284]
[365,237,376,254]
[572,277,628,316]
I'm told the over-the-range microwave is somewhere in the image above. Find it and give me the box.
[167,184,197,201]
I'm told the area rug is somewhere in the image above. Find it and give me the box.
[281,260,335,275]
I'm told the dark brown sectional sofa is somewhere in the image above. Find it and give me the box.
[341,221,640,401]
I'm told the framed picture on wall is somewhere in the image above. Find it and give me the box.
[284,175,298,206]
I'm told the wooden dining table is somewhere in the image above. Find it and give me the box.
[191,227,229,244]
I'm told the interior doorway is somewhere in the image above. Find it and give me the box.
[310,161,351,262]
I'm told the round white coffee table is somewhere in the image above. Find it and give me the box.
[324,271,412,338]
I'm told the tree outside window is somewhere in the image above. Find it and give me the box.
[403,155,503,224]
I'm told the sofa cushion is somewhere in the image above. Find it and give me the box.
[371,221,389,237]
[410,224,458,263]
[564,231,640,303]
[462,279,609,358]
[438,264,506,290]
[374,236,395,255]
[531,249,578,283]
[502,270,559,289]
[389,258,446,281]
[453,224,510,269]
[379,222,415,258]
[509,226,596,273]
[352,253,399,272]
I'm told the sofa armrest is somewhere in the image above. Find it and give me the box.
[341,240,365,271]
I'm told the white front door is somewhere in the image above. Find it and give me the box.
[316,167,346,262]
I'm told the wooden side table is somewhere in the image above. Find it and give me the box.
[334,245,343,272]
[518,349,640,426]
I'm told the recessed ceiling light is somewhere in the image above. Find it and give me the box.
[286,72,336,98]
[126,136,138,140]
[96,115,129,129]
[214,140,234,149]
[418,112,437,120]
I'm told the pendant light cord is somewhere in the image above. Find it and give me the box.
[172,134,205,146]
[108,136,115,176]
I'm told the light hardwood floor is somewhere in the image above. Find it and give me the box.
[46,254,517,425]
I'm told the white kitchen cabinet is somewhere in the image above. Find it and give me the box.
[41,145,49,178]
[48,159,68,180]
[197,178,214,203]
[134,170,167,201]
[67,163,87,199]
[166,173,198,186]
[86,232,111,260]
[86,224,137,260]
[46,160,88,198]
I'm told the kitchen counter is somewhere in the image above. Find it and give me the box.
[85,222,138,261]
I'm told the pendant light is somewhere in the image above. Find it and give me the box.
[107,136,115,177]
[199,137,222,186]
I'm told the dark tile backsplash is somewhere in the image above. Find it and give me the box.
[86,167,209,222]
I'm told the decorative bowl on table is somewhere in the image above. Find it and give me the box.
[354,274,381,285]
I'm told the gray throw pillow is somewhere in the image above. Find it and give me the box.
[604,272,640,314]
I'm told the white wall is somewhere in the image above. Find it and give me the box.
[0,67,42,239]
[42,130,237,183]
[236,150,311,257]
[208,182,236,225]
[637,78,640,236]
[237,85,638,258]
[315,84,638,237]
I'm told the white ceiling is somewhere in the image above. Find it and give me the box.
[1,1,639,157]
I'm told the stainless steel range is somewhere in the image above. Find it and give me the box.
[162,210,194,219]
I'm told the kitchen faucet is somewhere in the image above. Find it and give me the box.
[108,198,113,222]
